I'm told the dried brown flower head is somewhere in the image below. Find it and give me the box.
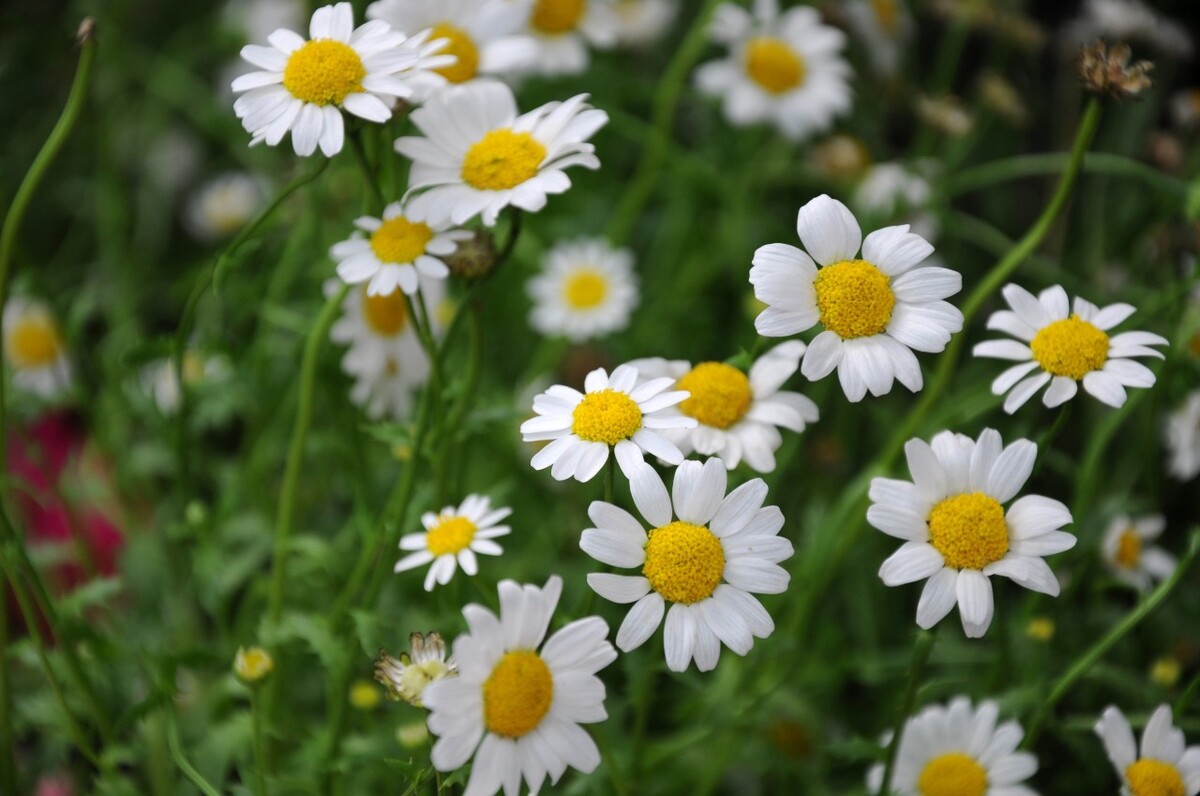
[1080,41,1154,99]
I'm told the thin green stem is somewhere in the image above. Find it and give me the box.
[0,572,15,795]
[876,630,937,796]
[349,129,385,211]
[251,690,268,796]
[944,152,1188,201]
[604,456,615,505]
[1176,670,1200,717]
[166,711,222,796]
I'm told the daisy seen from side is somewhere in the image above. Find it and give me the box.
[183,172,266,242]
[527,237,638,343]
[395,494,512,591]
[519,0,619,76]
[1164,389,1200,481]
[375,631,457,707]
[613,0,678,48]
[3,298,71,400]
[1101,514,1177,593]
[1095,704,1200,796]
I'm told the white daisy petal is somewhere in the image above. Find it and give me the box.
[796,194,862,266]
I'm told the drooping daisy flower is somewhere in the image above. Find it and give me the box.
[869,428,1075,638]
[1101,514,1177,593]
[231,2,452,157]
[527,238,638,343]
[613,0,679,48]
[423,575,617,796]
[973,284,1168,414]
[3,298,71,400]
[1164,390,1200,481]
[866,697,1039,796]
[1095,704,1200,796]
[395,494,512,591]
[695,0,853,141]
[582,459,792,671]
[519,364,695,481]
[627,342,818,472]
[750,194,963,402]
[843,0,913,77]
[375,631,457,707]
[520,0,619,76]
[183,172,266,242]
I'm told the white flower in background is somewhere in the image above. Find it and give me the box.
[973,284,1168,414]
[613,0,679,48]
[749,194,963,402]
[628,342,817,472]
[140,352,226,415]
[843,0,913,77]
[183,172,266,242]
[869,428,1075,638]
[519,364,694,482]
[1095,704,1200,796]
[231,2,452,157]
[375,631,457,707]
[395,495,512,591]
[424,576,617,796]
[853,161,940,245]
[519,0,619,76]
[224,0,306,43]
[1164,390,1200,481]
[695,0,852,141]
[527,237,638,342]
[146,129,202,194]
[1102,514,1177,593]
[1171,88,1200,130]
[1065,0,1192,57]
[366,0,537,97]
[3,298,71,399]
[395,81,608,227]
[330,200,471,297]
[866,697,1039,796]
[583,460,792,671]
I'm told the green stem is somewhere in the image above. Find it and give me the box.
[876,630,937,796]
[604,456,615,505]
[433,298,485,501]
[0,572,15,795]
[166,711,222,796]
[349,130,385,211]
[1176,670,1200,717]
[251,690,268,796]
[944,152,1188,201]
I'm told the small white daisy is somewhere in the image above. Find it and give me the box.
[423,575,617,796]
[3,298,71,400]
[869,428,1076,638]
[224,0,306,44]
[527,237,638,343]
[627,341,818,473]
[231,2,452,157]
[613,0,679,48]
[519,364,695,482]
[866,697,1039,796]
[749,194,963,402]
[695,0,853,141]
[1101,514,1177,593]
[395,80,608,227]
[395,495,512,591]
[140,352,226,415]
[375,631,457,707]
[582,459,792,671]
[1165,390,1200,481]
[183,172,266,242]
[1066,0,1193,57]
[843,0,913,77]
[972,284,1168,414]
[1095,704,1200,796]
[519,0,619,76]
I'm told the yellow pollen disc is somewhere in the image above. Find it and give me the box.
[871,0,902,35]
[813,259,896,339]
[429,23,480,83]
[1126,759,1186,796]
[362,288,409,336]
[927,492,1009,570]
[1115,529,1142,569]
[571,389,642,445]
[282,39,365,106]
[461,129,547,191]
[6,317,62,368]
[483,651,554,738]
[562,269,608,309]
[744,36,807,94]
[531,0,587,34]
[370,216,434,265]
[1029,315,1109,379]
[676,362,753,430]
[917,752,988,796]
[425,515,477,556]
[642,521,726,604]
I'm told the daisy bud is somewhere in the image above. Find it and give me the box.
[395,720,430,749]
[349,679,382,710]
[234,647,274,684]
[1026,616,1055,642]
[445,229,497,280]
[1080,40,1153,100]
[1149,656,1181,689]
[375,632,456,707]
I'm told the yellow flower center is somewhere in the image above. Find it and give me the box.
[1026,616,1055,641]
[871,0,902,35]
[927,492,1009,570]
[370,216,434,265]
[282,39,365,106]
[181,351,206,384]
[483,651,554,738]
[562,269,608,309]
[1115,528,1142,569]
[234,647,274,682]
[813,259,896,339]
[1126,759,1186,796]
[6,316,62,368]
[1029,315,1109,380]
[571,389,642,445]
[461,129,547,191]
[531,0,587,34]
[349,680,381,710]
[361,288,410,336]
[744,36,807,94]
[429,23,480,83]
[642,521,726,604]
[425,515,477,556]
[917,752,988,796]
[676,362,753,430]
[398,658,453,704]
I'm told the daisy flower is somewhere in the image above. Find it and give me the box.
[843,0,913,77]
[1101,514,1177,593]
[375,631,457,707]
[519,364,695,482]
[519,0,619,76]
[627,341,818,472]
[1165,390,1200,481]
[423,575,617,796]
[395,495,512,591]
[231,2,452,157]
[695,0,853,141]
[972,284,1168,414]
[395,81,608,227]
[3,298,71,400]
[183,172,265,242]
[866,697,1039,796]
[869,428,1075,638]
[527,237,638,343]
[1095,704,1200,796]
[582,459,792,671]
[749,194,963,402]
[330,200,472,297]
[613,0,679,48]
[140,352,226,415]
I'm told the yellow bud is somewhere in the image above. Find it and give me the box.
[396,720,430,748]
[350,679,382,710]
[1150,657,1181,689]
[234,647,274,683]
[1026,617,1055,642]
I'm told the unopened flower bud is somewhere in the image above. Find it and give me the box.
[234,646,273,684]
[446,230,497,280]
